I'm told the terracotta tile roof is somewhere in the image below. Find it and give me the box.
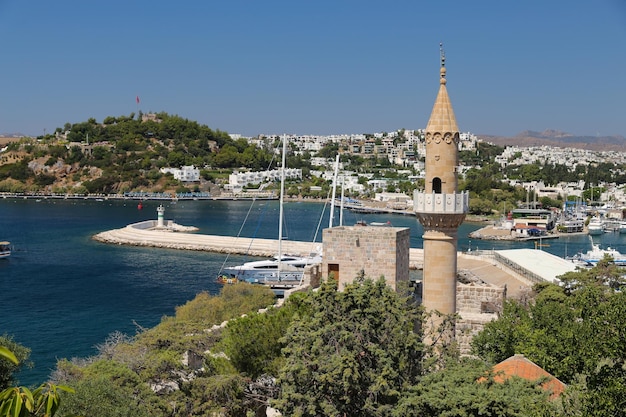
[490,354,566,398]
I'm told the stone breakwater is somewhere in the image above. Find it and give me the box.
[93,222,427,268]
[93,223,323,258]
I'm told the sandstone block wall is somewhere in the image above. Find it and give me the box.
[456,282,506,355]
[456,283,506,314]
[322,226,410,291]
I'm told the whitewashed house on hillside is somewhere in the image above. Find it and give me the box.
[160,166,200,182]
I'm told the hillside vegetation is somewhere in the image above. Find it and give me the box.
[5,264,626,416]
[0,113,276,195]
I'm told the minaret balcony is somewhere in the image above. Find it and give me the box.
[413,190,469,215]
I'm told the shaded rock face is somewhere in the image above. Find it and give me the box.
[150,380,179,395]
[182,350,204,371]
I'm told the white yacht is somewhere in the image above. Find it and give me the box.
[221,253,322,283]
[220,137,322,285]
[570,243,626,267]
[587,217,605,235]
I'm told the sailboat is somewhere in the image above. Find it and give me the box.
[220,137,322,284]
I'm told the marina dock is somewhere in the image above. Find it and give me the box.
[94,221,533,298]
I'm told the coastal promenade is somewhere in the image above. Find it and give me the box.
[94,221,531,298]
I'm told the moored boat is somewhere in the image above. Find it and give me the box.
[222,253,322,284]
[587,217,605,235]
[569,242,626,266]
[0,241,11,259]
[220,137,321,285]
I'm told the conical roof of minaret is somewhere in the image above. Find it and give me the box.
[426,47,459,133]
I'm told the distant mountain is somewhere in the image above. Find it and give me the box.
[479,129,626,152]
[0,133,26,137]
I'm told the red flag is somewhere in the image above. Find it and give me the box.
[136,95,140,104]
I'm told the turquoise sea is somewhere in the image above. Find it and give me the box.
[1,197,624,386]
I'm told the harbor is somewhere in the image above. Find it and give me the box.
[92,206,541,299]
[2,197,625,385]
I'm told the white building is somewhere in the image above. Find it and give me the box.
[226,168,302,192]
[160,165,200,182]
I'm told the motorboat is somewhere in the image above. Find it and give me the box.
[570,243,626,267]
[221,253,322,283]
[0,241,11,259]
[587,217,605,235]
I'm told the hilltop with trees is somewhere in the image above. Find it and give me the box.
[0,113,277,196]
[3,114,626,216]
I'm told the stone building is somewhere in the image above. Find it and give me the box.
[321,225,410,291]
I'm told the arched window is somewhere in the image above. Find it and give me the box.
[433,177,442,194]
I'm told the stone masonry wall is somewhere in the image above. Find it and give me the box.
[322,226,410,291]
[456,282,506,355]
[456,282,506,314]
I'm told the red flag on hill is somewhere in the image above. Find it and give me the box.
[136,95,140,104]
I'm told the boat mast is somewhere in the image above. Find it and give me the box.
[277,136,287,279]
[329,154,340,228]
[339,177,345,226]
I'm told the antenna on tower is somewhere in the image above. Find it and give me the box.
[439,42,446,67]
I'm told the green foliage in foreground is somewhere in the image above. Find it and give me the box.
[472,258,626,416]
[0,345,75,417]
[395,358,556,417]
[54,283,276,417]
[272,277,424,417]
[218,291,311,379]
[28,267,626,416]
[0,335,31,390]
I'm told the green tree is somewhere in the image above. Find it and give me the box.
[57,361,161,417]
[0,346,75,417]
[272,277,423,416]
[0,336,30,390]
[219,293,309,379]
[394,358,556,417]
[472,261,626,415]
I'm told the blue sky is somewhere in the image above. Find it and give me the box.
[1,0,625,138]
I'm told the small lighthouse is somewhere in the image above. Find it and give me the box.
[157,204,165,228]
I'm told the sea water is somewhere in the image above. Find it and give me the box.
[1,198,623,386]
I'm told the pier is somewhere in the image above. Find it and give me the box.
[93,221,533,298]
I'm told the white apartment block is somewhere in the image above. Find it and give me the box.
[160,165,200,182]
[226,168,302,192]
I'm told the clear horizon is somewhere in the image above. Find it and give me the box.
[1,0,625,138]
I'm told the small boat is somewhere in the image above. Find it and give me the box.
[355,220,392,227]
[0,241,11,259]
[217,274,238,284]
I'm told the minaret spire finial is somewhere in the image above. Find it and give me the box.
[439,42,445,68]
[439,43,447,84]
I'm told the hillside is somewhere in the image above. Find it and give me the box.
[0,113,277,195]
[479,129,626,152]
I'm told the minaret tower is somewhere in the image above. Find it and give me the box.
[414,44,469,337]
